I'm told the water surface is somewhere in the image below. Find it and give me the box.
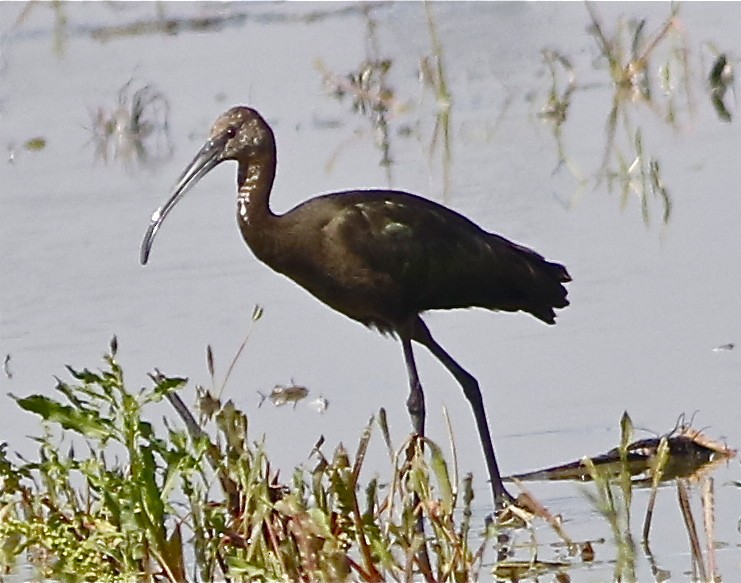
[1,3,740,579]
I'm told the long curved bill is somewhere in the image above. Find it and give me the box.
[140,137,226,265]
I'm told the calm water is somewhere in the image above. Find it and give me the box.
[2,2,740,580]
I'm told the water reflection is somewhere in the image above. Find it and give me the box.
[505,412,733,582]
[3,2,740,579]
[317,7,403,184]
[86,79,173,169]
[540,3,700,226]
[419,2,452,200]
[12,0,69,56]
[538,48,588,195]
[509,415,735,484]
[9,3,386,46]
[318,3,453,196]
[671,476,720,581]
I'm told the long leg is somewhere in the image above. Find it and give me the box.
[411,316,515,511]
[401,336,425,437]
[400,334,434,582]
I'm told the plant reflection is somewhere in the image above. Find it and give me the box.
[86,80,173,170]
[317,7,401,184]
[538,49,588,195]
[318,55,399,174]
[13,0,68,57]
[540,4,700,227]
[420,1,452,200]
[509,415,735,486]
[11,3,384,47]
[589,3,686,227]
[318,3,453,197]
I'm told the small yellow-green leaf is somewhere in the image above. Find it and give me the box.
[24,137,47,151]
[619,411,633,454]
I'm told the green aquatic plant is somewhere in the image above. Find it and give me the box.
[0,339,511,582]
[582,412,638,582]
[0,343,732,581]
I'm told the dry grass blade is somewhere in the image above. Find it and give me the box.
[511,479,574,549]
[218,304,263,397]
[350,417,383,582]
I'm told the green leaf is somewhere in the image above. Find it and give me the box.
[151,375,188,401]
[137,445,166,550]
[14,394,112,440]
[427,440,454,514]
[65,365,104,385]
[619,411,633,456]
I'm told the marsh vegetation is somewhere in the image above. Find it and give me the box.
[2,2,739,581]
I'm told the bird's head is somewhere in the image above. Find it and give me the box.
[208,106,276,163]
[140,106,275,265]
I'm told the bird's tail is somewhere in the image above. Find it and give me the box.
[524,258,571,324]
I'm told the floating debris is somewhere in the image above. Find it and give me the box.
[708,53,734,122]
[197,385,221,424]
[258,381,309,409]
[712,342,735,352]
[7,137,49,163]
[3,354,12,379]
[308,395,330,414]
[508,422,735,484]
[23,137,47,152]
[493,559,570,580]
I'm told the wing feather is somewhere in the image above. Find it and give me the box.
[322,190,569,323]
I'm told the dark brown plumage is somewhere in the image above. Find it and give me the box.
[141,106,571,511]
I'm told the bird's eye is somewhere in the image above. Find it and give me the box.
[225,126,237,139]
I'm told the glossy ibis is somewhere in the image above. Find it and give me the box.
[141,106,570,511]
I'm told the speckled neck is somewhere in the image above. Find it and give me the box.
[236,154,276,226]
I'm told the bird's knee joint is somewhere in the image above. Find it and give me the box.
[406,391,425,416]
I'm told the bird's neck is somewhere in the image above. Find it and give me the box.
[236,156,276,226]
[236,154,285,267]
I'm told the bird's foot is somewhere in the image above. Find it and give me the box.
[487,488,557,530]
[486,490,528,528]
[495,488,518,511]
